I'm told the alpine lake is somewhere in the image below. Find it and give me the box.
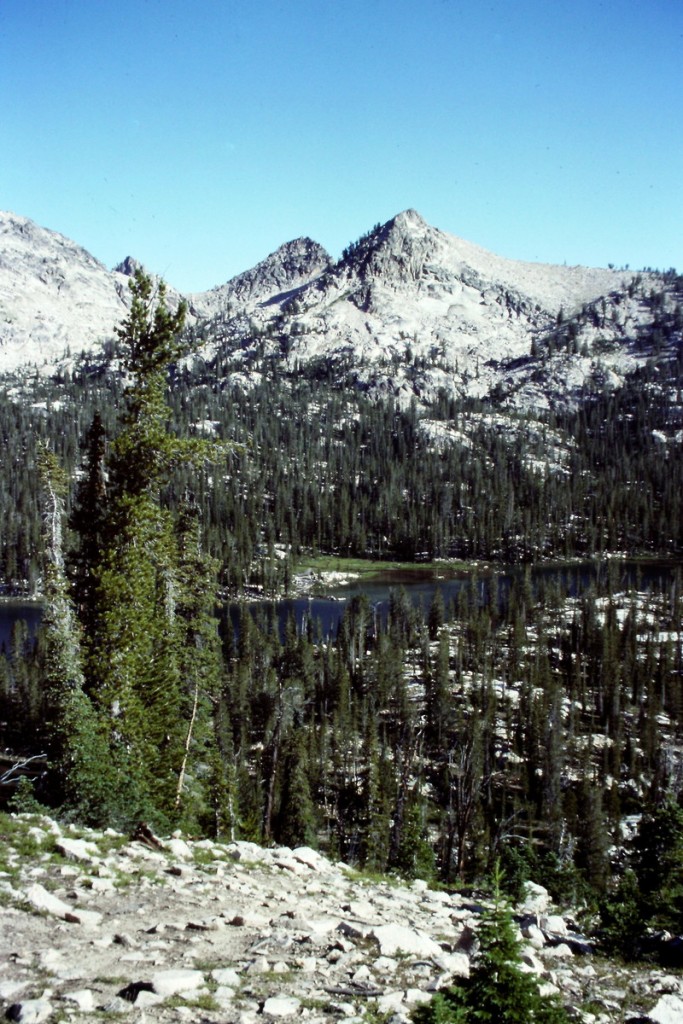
[2,557,680,652]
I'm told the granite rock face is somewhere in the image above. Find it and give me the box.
[2,208,673,419]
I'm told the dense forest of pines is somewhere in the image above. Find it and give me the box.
[1,271,683,967]
[1,299,682,593]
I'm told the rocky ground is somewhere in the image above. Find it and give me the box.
[1,814,682,1024]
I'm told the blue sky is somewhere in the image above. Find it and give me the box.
[1,0,681,292]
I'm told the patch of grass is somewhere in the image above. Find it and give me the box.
[296,555,470,577]
[192,847,219,868]
[580,999,608,1017]
[93,833,129,856]
[342,865,403,888]
[300,996,332,1011]
[232,857,269,872]
[168,993,220,1012]
[0,812,59,873]
[110,865,162,889]
[262,969,296,983]
[361,1008,394,1024]
[190,957,223,973]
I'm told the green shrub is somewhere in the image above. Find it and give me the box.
[413,866,570,1024]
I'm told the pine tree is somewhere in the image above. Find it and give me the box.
[276,726,317,848]
[38,445,111,823]
[68,411,108,671]
[413,865,570,1024]
[79,270,223,828]
[635,797,683,933]
[360,717,392,871]
[174,495,234,832]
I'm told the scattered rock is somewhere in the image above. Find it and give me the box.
[165,838,193,861]
[0,984,29,1002]
[117,982,155,1004]
[211,967,241,986]
[373,956,398,974]
[541,942,574,960]
[337,920,369,940]
[150,969,204,996]
[5,1000,53,1024]
[23,882,102,926]
[406,988,432,1006]
[376,991,406,1013]
[433,952,470,978]
[291,847,325,871]
[541,914,568,937]
[0,812,672,1024]
[648,993,683,1024]
[55,838,99,863]
[61,989,95,1011]
[63,906,103,927]
[99,996,134,1014]
[520,919,546,949]
[227,841,267,863]
[369,924,443,958]
[519,882,551,917]
[262,995,302,1016]
[520,949,544,974]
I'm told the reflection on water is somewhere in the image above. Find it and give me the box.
[224,559,681,642]
[0,601,42,651]
[1,559,680,649]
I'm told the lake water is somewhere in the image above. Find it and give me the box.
[2,559,679,650]
[0,600,42,652]
[225,559,681,641]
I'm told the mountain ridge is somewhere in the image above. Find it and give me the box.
[0,207,678,413]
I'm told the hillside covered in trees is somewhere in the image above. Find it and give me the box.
[1,243,682,987]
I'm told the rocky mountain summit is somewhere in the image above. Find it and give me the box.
[187,238,332,319]
[1,209,679,412]
[1,814,681,1024]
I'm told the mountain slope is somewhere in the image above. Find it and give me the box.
[1,812,678,1024]
[0,208,679,413]
[0,212,133,373]
[194,209,672,408]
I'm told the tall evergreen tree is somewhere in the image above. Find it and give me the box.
[174,495,236,833]
[276,726,318,848]
[38,445,111,822]
[80,271,222,828]
[68,411,108,669]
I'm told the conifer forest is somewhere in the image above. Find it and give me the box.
[1,270,683,964]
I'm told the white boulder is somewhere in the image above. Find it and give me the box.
[55,837,100,863]
[150,968,204,997]
[519,881,552,917]
[5,1000,53,1024]
[649,994,683,1024]
[370,923,443,958]
[262,995,302,1016]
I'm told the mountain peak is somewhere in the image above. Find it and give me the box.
[187,235,332,317]
[224,235,331,303]
[389,208,428,231]
[114,255,144,278]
